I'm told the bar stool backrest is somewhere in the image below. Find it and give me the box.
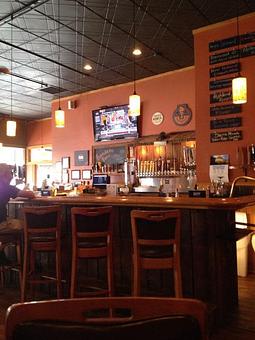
[131,209,182,297]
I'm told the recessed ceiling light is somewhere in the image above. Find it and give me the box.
[84,64,92,71]
[133,48,142,56]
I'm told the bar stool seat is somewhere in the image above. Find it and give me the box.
[21,205,62,302]
[131,209,182,297]
[70,206,113,298]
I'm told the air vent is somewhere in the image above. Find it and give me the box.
[39,86,66,94]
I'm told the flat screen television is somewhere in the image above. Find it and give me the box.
[92,104,139,142]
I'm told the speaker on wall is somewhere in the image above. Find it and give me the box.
[68,100,77,109]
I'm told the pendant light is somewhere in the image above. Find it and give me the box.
[55,0,65,128]
[232,0,247,104]
[6,15,17,137]
[128,1,140,117]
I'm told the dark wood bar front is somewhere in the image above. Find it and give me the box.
[10,194,255,325]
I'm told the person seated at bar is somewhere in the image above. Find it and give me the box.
[0,163,34,231]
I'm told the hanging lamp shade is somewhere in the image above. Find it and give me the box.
[6,120,16,137]
[55,108,65,128]
[232,76,247,104]
[128,93,140,116]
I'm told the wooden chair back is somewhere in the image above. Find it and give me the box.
[5,297,208,340]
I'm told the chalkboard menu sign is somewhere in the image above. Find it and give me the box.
[94,144,127,165]
[209,78,232,90]
[209,49,239,65]
[210,104,242,116]
[209,32,255,52]
[210,63,240,78]
[210,130,242,143]
[210,117,242,130]
[210,90,232,104]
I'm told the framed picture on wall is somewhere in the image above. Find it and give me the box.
[62,169,69,183]
[62,156,70,169]
[74,150,89,166]
[82,169,91,180]
[71,170,81,180]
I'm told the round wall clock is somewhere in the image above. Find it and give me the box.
[172,104,192,126]
[152,111,164,125]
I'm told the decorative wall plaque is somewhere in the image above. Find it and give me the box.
[152,112,164,125]
[210,117,242,130]
[74,150,89,166]
[210,104,242,116]
[172,104,192,126]
[210,130,242,143]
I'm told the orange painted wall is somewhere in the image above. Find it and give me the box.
[26,118,52,146]
[49,67,195,168]
[194,13,255,182]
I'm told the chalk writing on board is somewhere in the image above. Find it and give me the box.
[210,90,232,104]
[210,130,242,143]
[210,104,242,116]
[210,45,255,64]
[209,32,255,52]
[94,145,126,164]
[209,78,232,91]
[210,117,242,130]
[210,63,240,78]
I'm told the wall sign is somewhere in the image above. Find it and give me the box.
[209,45,255,65]
[172,104,192,126]
[93,144,127,165]
[210,104,242,116]
[210,63,240,78]
[74,150,89,166]
[152,112,164,125]
[209,78,232,91]
[210,117,242,130]
[210,90,232,104]
[210,130,242,143]
[209,32,255,52]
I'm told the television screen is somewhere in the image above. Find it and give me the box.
[92,104,139,142]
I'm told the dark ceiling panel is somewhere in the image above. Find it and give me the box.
[0,0,254,120]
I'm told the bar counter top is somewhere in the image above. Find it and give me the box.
[31,193,255,210]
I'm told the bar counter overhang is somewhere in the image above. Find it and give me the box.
[17,194,255,325]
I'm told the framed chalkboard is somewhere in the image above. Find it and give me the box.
[93,144,127,165]
[210,104,242,116]
[210,117,242,130]
[209,78,232,91]
[210,130,242,143]
[209,32,255,52]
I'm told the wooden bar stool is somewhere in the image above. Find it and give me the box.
[0,229,22,290]
[70,206,113,298]
[131,209,182,297]
[21,205,62,302]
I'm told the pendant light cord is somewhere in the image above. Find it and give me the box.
[10,14,13,121]
[133,1,136,94]
[236,0,241,76]
[58,0,61,110]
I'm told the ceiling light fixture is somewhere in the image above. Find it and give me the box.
[6,15,17,137]
[128,1,140,117]
[132,48,142,56]
[84,64,92,71]
[232,0,247,104]
[55,0,65,128]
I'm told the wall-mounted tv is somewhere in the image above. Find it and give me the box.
[92,104,139,142]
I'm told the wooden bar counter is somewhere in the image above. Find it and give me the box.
[12,194,255,325]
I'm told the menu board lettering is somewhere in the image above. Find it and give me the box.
[209,78,232,90]
[210,117,242,130]
[210,104,241,116]
[210,63,240,78]
[210,130,242,143]
[209,32,255,52]
[210,90,232,103]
